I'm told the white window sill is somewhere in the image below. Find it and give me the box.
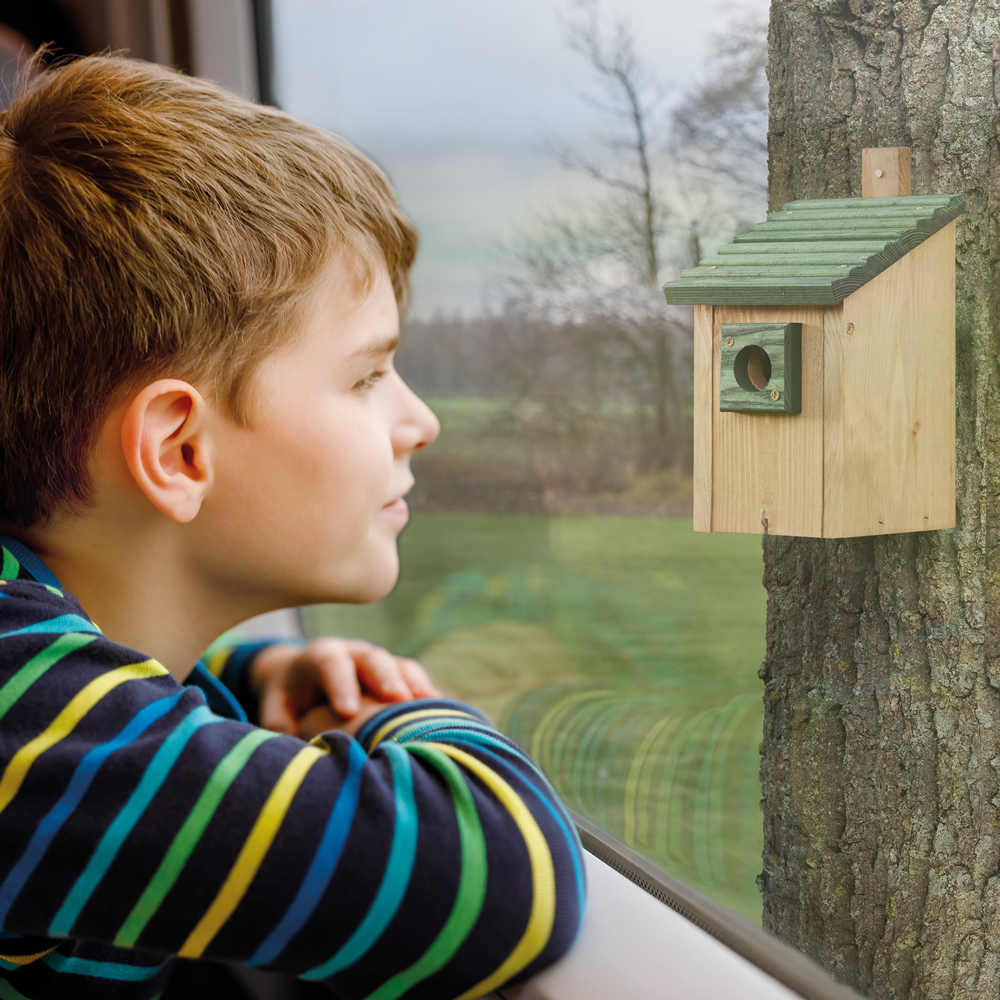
[501,836,863,1000]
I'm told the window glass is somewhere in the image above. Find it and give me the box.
[272,0,769,924]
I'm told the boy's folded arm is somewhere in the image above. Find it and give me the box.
[0,650,585,998]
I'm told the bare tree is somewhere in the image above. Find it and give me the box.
[555,0,668,288]
[672,10,768,202]
[669,9,769,264]
[491,1,696,482]
[481,3,769,493]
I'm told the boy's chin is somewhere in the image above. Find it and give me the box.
[312,559,400,607]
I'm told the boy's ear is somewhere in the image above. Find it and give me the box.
[119,380,213,524]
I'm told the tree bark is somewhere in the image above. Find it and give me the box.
[761,2,1000,997]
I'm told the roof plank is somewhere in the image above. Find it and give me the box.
[663,192,964,305]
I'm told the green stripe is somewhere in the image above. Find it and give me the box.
[0,634,98,723]
[0,978,30,1000]
[114,728,279,947]
[365,744,487,1000]
[0,549,19,582]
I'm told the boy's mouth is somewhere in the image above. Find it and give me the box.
[381,478,414,517]
[380,498,409,519]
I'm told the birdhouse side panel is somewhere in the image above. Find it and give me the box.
[710,306,825,536]
[832,222,956,536]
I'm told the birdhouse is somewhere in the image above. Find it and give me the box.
[663,148,964,538]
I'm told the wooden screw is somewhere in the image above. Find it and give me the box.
[847,323,855,335]
[771,390,780,401]
[724,336,734,347]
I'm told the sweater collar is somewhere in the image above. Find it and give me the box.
[0,533,62,589]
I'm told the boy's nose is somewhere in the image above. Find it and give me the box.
[393,377,440,455]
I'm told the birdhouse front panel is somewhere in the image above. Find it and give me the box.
[695,305,825,537]
[669,193,964,539]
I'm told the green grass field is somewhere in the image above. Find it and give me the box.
[303,512,768,923]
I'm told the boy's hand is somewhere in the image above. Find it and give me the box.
[249,638,439,737]
[297,697,395,740]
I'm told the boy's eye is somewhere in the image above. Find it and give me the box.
[353,369,387,391]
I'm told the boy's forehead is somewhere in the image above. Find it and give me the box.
[298,258,399,351]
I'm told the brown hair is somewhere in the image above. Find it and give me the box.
[0,54,418,526]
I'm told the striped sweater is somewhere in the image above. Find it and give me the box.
[0,535,585,999]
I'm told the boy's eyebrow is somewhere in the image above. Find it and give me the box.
[349,334,400,363]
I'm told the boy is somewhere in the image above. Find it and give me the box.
[0,54,585,999]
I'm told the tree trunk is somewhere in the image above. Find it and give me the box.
[760,2,1000,998]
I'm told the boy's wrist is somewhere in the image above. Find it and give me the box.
[247,641,305,698]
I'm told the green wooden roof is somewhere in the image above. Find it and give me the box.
[662,193,965,306]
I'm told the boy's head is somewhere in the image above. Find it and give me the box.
[0,53,418,529]
[0,54,439,631]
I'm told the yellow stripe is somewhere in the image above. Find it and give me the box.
[425,743,556,999]
[205,649,231,678]
[178,744,327,958]
[368,708,478,749]
[530,690,609,764]
[623,716,673,847]
[0,948,56,965]
[637,718,680,846]
[0,660,167,817]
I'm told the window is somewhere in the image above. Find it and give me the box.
[272,0,770,927]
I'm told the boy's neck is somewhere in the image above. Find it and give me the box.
[6,515,270,683]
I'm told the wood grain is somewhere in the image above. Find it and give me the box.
[834,222,956,535]
[821,306,845,537]
[692,305,714,532]
[861,146,911,197]
[710,306,825,536]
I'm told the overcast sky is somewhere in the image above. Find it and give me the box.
[271,0,769,317]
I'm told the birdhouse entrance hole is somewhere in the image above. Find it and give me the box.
[719,322,801,414]
[735,346,772,391]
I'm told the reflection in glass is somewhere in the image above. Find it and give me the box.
[304,505,765,921]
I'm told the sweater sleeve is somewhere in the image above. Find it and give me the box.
[203,638,300,725]
[0,587,586,999]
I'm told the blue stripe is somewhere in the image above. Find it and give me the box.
[249,740,366,966]
[49,704,222,936]
[0,615,101,638]
[41,951,166,981]
[0,692,184,927]
[413,726,588,934]
[186,662,247,723]
[354,699,491,747]
[0,535,60,587]
[302,742,417,979]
